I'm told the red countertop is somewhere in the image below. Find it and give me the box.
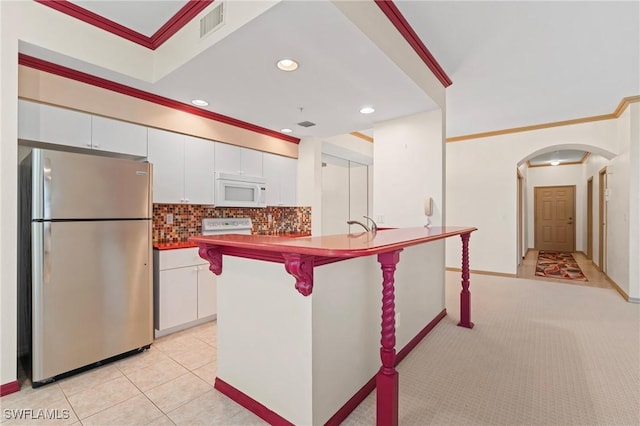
[153,241,199,250]
[189,226,477,258]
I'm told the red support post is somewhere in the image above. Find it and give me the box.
[376,249,402,426]
[458,232,474,328]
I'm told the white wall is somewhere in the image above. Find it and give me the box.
[526,164,585,251]
[1,1,19,387]
[446,118,620,275]
[373,110,444,228]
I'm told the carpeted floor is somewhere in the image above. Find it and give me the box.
[343,272,640,425]
[535,251,588,281]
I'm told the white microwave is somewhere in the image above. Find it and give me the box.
[214,172,267,208]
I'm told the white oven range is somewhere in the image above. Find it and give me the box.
[201,217,252,236]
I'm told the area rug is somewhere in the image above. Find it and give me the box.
[535,251,588,281]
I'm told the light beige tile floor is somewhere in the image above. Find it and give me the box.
[2,322,267,426]
[517,249,615,290]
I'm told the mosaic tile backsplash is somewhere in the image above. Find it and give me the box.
[152,204,312,242]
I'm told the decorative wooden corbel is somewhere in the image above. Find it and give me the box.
[282,253,314,296]
[198,245,223,275]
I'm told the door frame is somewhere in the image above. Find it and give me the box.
[598,168,607,272]
[517,170,524,263]
[587,177,593,260]
[534,185,576,252]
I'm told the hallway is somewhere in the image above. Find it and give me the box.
[518,249,613,290]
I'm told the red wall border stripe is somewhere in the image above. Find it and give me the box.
[214,377,295,426]
[214,309,446,425]
[374,0,453,88]
[325,308,447,425]
[34,0,213,50]
[18,54,300,144]
[0,380,20,397]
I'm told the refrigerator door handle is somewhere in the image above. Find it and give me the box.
[43,156,52,219]
[43,221,52,285]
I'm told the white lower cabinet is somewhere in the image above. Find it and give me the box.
[154,248,217,337]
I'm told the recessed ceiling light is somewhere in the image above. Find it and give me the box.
[360,106,375,114]
[276,59,298,71]
[191,99,209,107]
[281,128,293,133]
[550,160,560,166]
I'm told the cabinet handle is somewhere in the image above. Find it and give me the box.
[86,143,92,147]
[93,144,100,148]
[184,198,189,203]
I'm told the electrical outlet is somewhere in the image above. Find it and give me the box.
[267,214,273,224]
[377,215,384,224]
[166,213,173,225]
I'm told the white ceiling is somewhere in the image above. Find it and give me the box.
[24,1,640,140]
[528,150,588,167]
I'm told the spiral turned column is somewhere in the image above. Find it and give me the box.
[458,232,474,328]
[376,249,402,426]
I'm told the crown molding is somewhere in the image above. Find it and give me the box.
[374,0,452,88]
[34,0,213,50]
[350,131,374,143]
[18,53,300,144]
[447,96,640,143]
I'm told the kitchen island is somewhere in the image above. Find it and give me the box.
[190,226,476,425]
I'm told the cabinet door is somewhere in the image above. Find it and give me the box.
[214,142,242,174]
[197,266,217,318]
[263,153,297,206]
[241,147,263,177]
[184,135,215,205]
[262,152,281,206]
[18,100,92,149]
[158,267,198,330]
[92,116,148,157]
[147,128,185,203]
[280,156,298,206]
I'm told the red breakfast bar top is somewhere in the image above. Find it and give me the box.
[189,226,477,258]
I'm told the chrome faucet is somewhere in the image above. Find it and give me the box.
[347,216,378,234]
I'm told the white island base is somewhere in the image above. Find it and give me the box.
[215,242,446,425]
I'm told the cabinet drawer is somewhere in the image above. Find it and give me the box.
[158,247,206,270]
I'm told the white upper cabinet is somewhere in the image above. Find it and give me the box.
[240,147,263,177]
[215,142,263,177]
[147,128,185,204]
[262,152,297,206]
[91,116,147,157]
[147,129,215,204]
[19,100,147,157]
[183,135,215,205]
[18,100,91,149]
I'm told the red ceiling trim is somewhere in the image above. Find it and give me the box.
[34,0,213,50]
[35,0,154,49]
[18,54,300,144]
[374,0,453,88]
[150,0,213,47]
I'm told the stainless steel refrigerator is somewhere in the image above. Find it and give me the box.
[18,148,153,386]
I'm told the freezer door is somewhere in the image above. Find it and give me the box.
[33,149,151,220]
[32,220,153,382]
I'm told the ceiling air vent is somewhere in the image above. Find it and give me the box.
[200,2,224,39]
[297,121,316,128]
